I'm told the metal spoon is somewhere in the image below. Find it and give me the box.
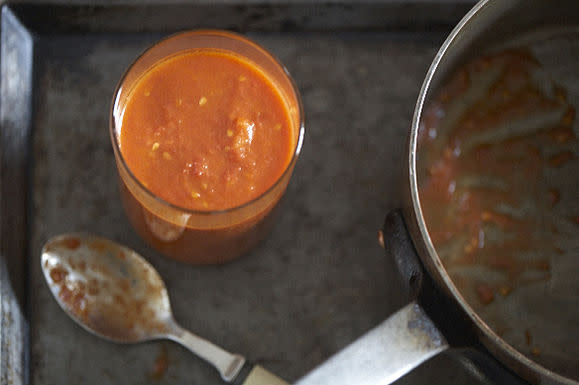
[41,233,287,385]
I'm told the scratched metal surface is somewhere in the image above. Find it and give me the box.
[0,2,516,385]
[28,30,431,385]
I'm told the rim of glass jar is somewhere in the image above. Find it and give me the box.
[109,29,305,218]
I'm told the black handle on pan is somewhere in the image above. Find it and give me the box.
[382,210,529,385]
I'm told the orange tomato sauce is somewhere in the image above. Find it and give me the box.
[120,49,294,211]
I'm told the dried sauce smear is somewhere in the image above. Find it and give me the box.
[418,48,578,377]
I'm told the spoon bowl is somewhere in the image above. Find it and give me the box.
[42,233,172,343]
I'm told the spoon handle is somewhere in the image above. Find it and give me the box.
[168,325,245,382]
[168,324,288,384]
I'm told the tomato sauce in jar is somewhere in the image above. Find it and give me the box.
[111,31,304,264]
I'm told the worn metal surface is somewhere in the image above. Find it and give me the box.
[0,2,519,385]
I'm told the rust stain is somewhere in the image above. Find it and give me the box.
[525,329,532,346]
[150,345,169,380]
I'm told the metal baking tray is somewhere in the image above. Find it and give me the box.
[0,2,513,384]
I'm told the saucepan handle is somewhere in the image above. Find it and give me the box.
[294,300,449,385]
[294,209,449,384]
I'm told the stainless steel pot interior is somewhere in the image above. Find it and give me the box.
[408,0,579,384]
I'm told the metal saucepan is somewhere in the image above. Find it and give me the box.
[296,0,578,384]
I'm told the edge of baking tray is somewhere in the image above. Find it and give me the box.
[4,1,476,34]
[0,2,475,384]
[0,4,33,385]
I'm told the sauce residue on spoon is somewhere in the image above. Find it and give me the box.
[42,236,171,342]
